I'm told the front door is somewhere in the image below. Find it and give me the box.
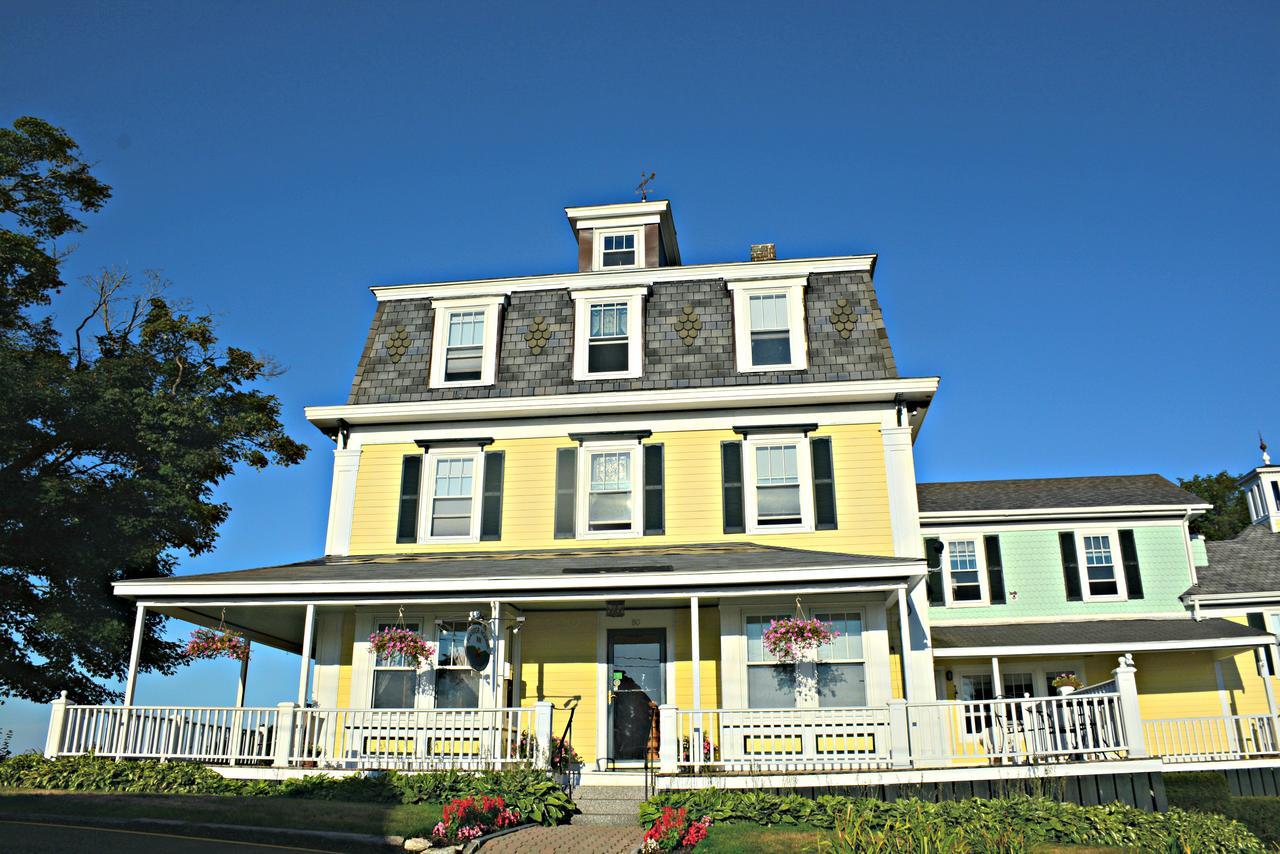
[607,629,666,761]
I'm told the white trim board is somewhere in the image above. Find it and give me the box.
[370,255,876,303]
[306,377,940,430]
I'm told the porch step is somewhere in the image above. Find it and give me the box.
[569,784,647,827]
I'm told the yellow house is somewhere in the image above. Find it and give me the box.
[44,200,1278,798]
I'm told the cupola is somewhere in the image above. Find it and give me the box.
[564,200,682,272]
[1239,435,1280,533]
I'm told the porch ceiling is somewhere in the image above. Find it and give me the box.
[932,617,1274,658]
[113,542,924,601]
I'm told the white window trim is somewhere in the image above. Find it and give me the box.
[369,612,427,709]
[727,278,809,373]
[743,432,815,534]
[743,606,867,708]
[592,227,645,271]
[570,287,646,381]
[942,537,990,608]
[418,447,485,544]
[576,439,643,539]
[1076,528,1128,602]
[428,295,504,388]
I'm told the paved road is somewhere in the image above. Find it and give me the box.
[0,818,356,853]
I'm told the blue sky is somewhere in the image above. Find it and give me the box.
[2,1,1277,751]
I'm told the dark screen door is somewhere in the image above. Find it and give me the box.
[608,629,666,760]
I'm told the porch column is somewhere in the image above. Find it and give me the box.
[690,596,703,759]
[297,604,316,706]
[1256,647,1278,739]
[990,656,1002,697]
[235,641,252,707]
[490,599,502,709]
[896,586,913,701]
[123,604,146,706]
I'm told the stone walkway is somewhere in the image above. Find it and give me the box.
[483,824,643,853]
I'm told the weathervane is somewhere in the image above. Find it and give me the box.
[636,171,656,201]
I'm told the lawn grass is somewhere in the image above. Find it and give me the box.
[0,788,443,839]
[699,822,827,853]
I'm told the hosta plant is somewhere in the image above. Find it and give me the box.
[185,628,250,661]
[763,617,839,663]
[368,627,435,667]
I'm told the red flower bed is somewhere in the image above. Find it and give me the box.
[642,806,713,852]
[431,795,521,845]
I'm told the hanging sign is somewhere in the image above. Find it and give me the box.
[465,622,492,672]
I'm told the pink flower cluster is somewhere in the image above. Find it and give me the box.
[762,616,840,663]
[431,796,521,845]
[184,628,250,662]
[368,627,436,666]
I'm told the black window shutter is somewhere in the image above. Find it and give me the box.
[1247,613,1276,674]
[1059,532,1083,601]
[924,537,945,606]
[811,436,837,530]
[479,451,504,541]
[395,455,422,544]
[643,444,665,535]
[554,447,577,539]
[1118,529,1144,600]
[721,441,745,534]
[983,534,1007,605]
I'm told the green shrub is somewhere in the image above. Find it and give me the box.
[640,791,1265,853]
[1216,797,1280,849]
[1164,770,1232,813]
[0,755,575,826]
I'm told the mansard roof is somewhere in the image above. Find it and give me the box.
[346,265,897,406]
[1185,524,1280,598]
[917,474,1208,516]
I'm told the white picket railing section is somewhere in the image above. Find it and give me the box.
[289,706,537,770]
[1144,714,1280,762]
[906,693,1128,766]
[58,705,278,764]
[676,707,893,772]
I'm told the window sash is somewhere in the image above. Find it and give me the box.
[443,311,485,382]
[753,444,801,524]
[427,456,476,538]
[1083,534,1119,596]
[601,233,636,267]
[947,540,984,602]
[588,451,633,529]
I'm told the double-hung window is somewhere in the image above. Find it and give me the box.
[427,453,478,539]
[1080,532,1125,599]
[728,279,808,372]
[435,622,480,708]
[571,287,645,380]
[372,620,420,709]
[577,441,642,536]
[814,611,866,707]
[946,539,985,604]
[743,434,814,533]
[428,296,503,387]
[745,614,796,708]
[601,232,637,267]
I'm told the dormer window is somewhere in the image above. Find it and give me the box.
[601,233,636,267]
[728,278,808,373]
[571,286,645,380]
[428,296,503,388]
[593,229,644,270]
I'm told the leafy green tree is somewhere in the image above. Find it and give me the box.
[0,117,307,703]
[1178,471,1251,541]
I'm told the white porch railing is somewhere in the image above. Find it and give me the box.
[290,706,537,770]
[45,699,555,770]
[675,706,893,772]
[906,693,1128,766]
[57,705,279,764]
[1144,714,1280,762]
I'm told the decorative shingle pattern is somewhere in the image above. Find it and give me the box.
[673,304,701,345]
[346,270,897,404]
[1187,524,1280,596]
[918,474,1206,513]
[384,325,412,363]
[830,297,856,339]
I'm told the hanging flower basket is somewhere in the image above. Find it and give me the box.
[762,617,840,663]
[185,627,250,661]
[369,626,436,667]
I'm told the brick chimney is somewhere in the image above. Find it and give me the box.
[750,243,776,262]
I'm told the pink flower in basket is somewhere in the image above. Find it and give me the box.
[368,626,436,667]
[762,617,839,663]
[185,627,250,662]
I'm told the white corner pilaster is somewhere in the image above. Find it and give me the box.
[325,448,362,556]
[880,425,923,559]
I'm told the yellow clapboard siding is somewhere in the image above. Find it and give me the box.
[518,611,599,763]
[349,423,894,556]
[336,611,355,708]
[675,607,721,710]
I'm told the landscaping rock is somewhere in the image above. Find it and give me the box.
[403,838,433,852]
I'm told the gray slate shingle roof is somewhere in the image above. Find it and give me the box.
[125,543,917,588]
[932,617,1271,650]
[917,474,1207,514]
[348,270,897,405]
[1186,524,1280,597]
